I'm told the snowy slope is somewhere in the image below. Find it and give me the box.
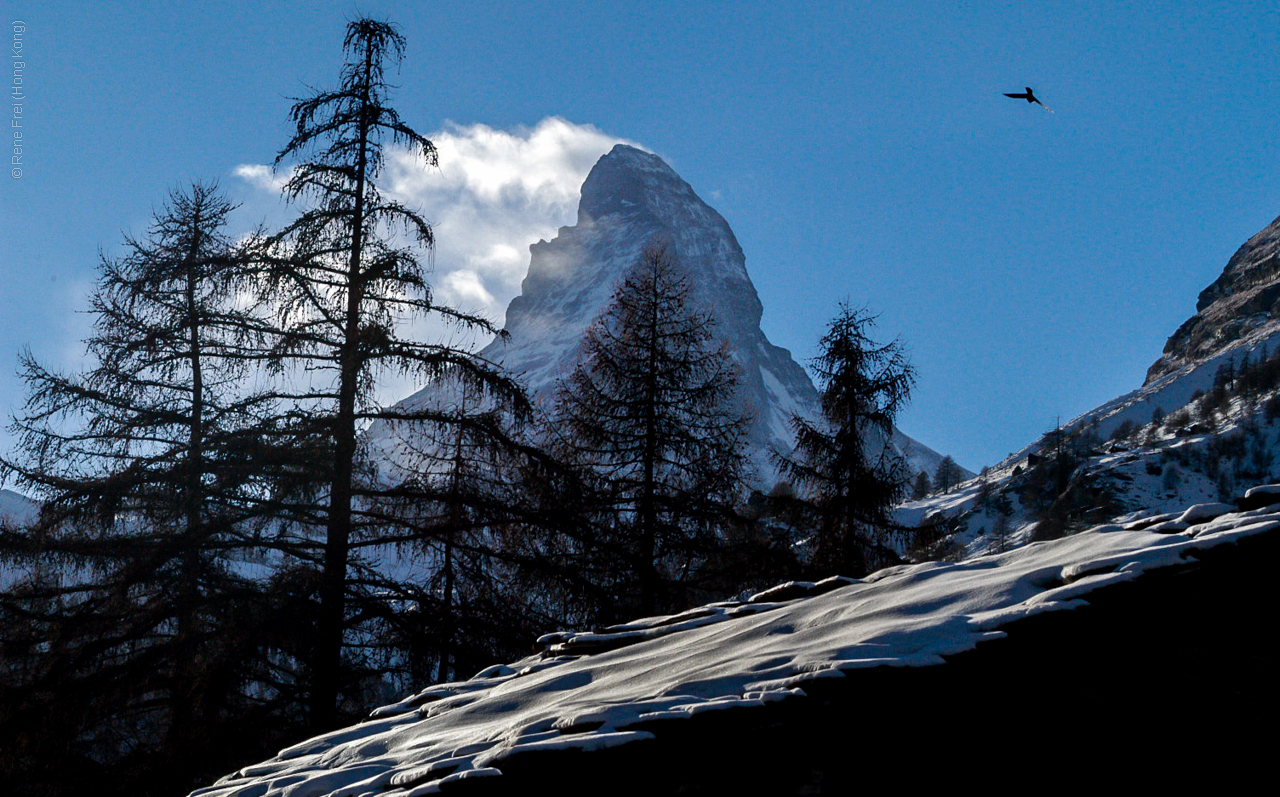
[195,492,1280,797]
[899,208,1280,557]
[897,365,1280,560]
[1002,328,1280,469]
[0,487,36,527]
[370,145,955,486]
[0,489,39,589]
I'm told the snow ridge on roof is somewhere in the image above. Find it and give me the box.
[195,491,1280,797]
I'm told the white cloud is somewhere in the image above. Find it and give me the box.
[233,116,637,403]
[441,270,496,309]
[232,163,292,193]
[387,117,639,320]
[236,116,636,325]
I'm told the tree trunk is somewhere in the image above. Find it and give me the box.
[313,41,373,731]
[842,406,866,578]
[638,272,661,616]
[169,210,205,756]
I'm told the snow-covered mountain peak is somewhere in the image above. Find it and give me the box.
[384,146,952,486]
[577,144,698,221]
[505,143,759,355]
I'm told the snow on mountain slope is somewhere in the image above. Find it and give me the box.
[899,346,1280,559]
[195,492,1280,797]
[1003,328,1280,469]
[995,211,1280,474]
[0,488,40,589]
[371,145,955,486]
[0,488,36,527]
[904,210,1280,557]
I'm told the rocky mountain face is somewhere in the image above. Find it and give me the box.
[1147,213,1280,384]
[384,144,951,486]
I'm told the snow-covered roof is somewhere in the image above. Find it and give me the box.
[195,494,1280,797]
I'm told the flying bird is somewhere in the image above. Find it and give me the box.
[1004,86,1053,113]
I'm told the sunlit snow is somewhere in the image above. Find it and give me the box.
[195,492,1280,797]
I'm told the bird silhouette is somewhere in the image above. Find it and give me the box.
[1003,86,1053,112]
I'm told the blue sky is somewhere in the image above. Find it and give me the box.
[3,1,1279,471]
